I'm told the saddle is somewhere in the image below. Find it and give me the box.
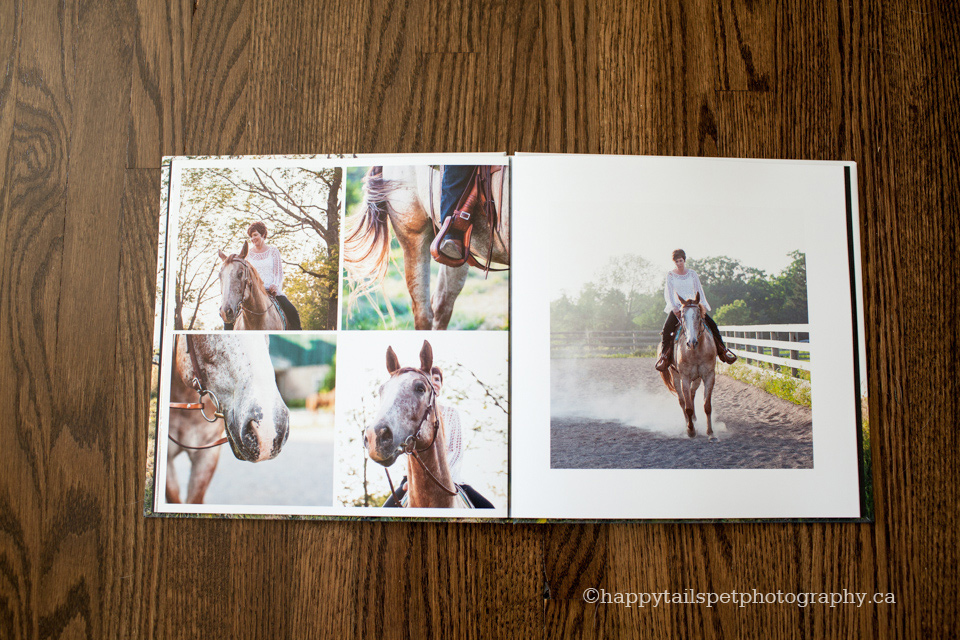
[429,166,507,273]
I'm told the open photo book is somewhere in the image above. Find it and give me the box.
[144,153,871,521]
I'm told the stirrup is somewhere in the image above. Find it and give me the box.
[430,216,472,267]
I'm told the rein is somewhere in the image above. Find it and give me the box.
[168,334,230,450]
[229,258,286,329]
[383,367,458,502]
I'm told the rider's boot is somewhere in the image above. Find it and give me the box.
[716,339,738,364]
[655,333,674,372]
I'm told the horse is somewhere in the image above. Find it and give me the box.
[343,165,509,330]
[218,242,285,330]
[166,333,290,503]
[362,340,462,508]
[658,293,718,438]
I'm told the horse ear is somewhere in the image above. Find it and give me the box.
[677,293,687,305]
[430,366,443,393]
[694,292,700,304]
[419,340,433,372]
[218,249,228,262]
[386,347,400,374]
[240,241,249,259]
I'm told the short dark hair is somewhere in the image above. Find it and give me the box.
[247,221,268,238]
[672,249,686,261]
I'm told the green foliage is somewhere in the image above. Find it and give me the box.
[553,251,808,331]
[320,354,337,392]
[713,299,751,325]
[284,246,340,330]
[721,362,812,407]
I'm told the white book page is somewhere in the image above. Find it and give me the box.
[511,155,865,519]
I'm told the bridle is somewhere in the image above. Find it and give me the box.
[679,301,706,342]
[168,334,229,450]
[379,367,458,502]
[225,258,278,322]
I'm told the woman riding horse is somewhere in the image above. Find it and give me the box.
[655,249,738,371]
[224,222,302,330]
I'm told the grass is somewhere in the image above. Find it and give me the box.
[342,244,508,330]
[719,362,812,407]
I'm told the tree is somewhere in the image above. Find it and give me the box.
[597,254,659,319]
[209,167,343,329]
[713,299,752,325]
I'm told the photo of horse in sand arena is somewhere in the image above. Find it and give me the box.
[549,198,814,470]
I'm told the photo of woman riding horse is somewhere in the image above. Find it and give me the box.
[655,249,737,372]
[221,222,302,330]
[171,164,341,331]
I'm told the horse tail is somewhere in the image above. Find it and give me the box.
[658,340,678,396]
[660,369,677,396]
[343,167,396,305]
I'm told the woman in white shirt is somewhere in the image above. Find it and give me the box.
[655,249,737,372]
[224,222,302,330]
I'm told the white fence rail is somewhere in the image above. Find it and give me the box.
[718,324,810,378]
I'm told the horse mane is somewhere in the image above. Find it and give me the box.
[343,167,398,306]
[223,253,267,294]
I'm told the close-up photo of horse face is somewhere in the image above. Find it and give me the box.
[341,165,510,331]
[167,334,289,503]
[156,333,338,508]
[335,332,508,512]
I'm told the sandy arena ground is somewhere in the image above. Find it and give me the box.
[551,357,812,469]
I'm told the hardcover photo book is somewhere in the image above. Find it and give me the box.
[144,152,870,522]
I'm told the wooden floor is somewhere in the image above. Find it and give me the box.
[0,0,957,637]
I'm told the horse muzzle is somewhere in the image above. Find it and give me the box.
[364,423,400,467]
[227,403,290,462]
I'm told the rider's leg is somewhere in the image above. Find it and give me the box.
[275,294,302,330]
[704,314,737,364]
[438,165,475,260]
[459,484,495,508]
[655,312,680,372]
[382,477,407,507]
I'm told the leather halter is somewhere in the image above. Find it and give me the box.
[382,367,458,501]
[168,334,229,450]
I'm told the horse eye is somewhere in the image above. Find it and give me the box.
[415,383,426,394]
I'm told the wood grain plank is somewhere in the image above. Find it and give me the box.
[714,0,777,91]
[869,0,960,635]
[44,1,134,637]
[186,0,251,155]
[716,91,780,158]
[108,168,160,639]
[128,0,191,167]
[542,0,600,153]
[249,0,362,154]
[0,0,73,635]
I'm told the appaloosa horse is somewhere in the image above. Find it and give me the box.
[167,333,290,503]
[363,340,463,508]
[658,293,718,438]
[218,242,285,330]
[342,165,509,330]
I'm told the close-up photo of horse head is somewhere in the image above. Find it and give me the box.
[151,333,337,509]
[335,332,508,512]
